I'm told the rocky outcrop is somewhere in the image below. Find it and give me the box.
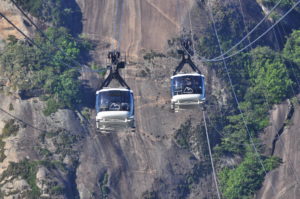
[0,0,33,41]
[0,94,86,198]
[76,0,198,58]
[1,0,300,198]
[257,96,300,199]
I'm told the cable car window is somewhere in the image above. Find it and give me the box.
[172,76,203,96]
[98,91,131,112]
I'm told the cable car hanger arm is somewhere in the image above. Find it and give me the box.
[173,53,202,75]
[99,51,130,90]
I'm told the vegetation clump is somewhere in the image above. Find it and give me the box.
[14,0,82,32]
[219,154,280,199]
[143,50,166,60]
[0,27,92,115]
[174,119,192,149]
[0,160,40,198]
[192,2,300,198]
[0,160,68,198]
[0,139,6,162]
[2,119,19,137]
[142,191,158,199]
[210,40,296,199]
[0,120,19,162]
[99,171,110,198]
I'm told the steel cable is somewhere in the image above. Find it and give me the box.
[206,0,278,194]
[203,110,222,199]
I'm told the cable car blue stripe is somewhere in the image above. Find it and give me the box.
[171,79,174,97]
[130,92,134,117]
[96,94,100,113]
[202,76,206,100]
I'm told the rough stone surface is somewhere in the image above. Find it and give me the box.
[257,97,300,199]
[0,0,32,40]
[0,0,299,198]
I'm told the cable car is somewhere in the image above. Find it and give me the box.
[95,51,135,131]
[170,38,205,112]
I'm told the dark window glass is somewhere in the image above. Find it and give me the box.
[172,76,203,96]
[97,90,131,112]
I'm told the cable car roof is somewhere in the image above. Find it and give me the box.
[96,88,133,94]
[171,73,205,79]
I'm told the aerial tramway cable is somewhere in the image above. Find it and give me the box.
[256,14,300,185]
[10,0,299,66]
[0,108,47,133]
[9,0,107,73]
[203,110,222,199]
[95,0,135,132]
[201,0,286,62]
[0,11,103,74]
[183,0,300,63]
[0,12,43,51]
[180,3,220,196]
[235,0,300,186]
[181,0,300,65]
[206,0,278,194]
[206,0,300,62]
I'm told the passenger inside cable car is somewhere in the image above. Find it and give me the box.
[95,51,135,131]
[170,37,206,111]
[170,73,205,111]
[171,74,204,96]
[95,88,134,130]
[97,90,131,112]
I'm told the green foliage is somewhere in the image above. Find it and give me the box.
[43,99,60,116]
[81,107,91,120]
[0,120,18,162]
[1,160,40,198]
[0,160,68,198]
[99,171,110,198]
[219,154,280,199]
[261,0,300,28]
[261,0,300,12]
[197,2,263,60]
[174,120,192,149]
[50,185,65,195]
[176,161,211,198]
[210,35,298,199]
[52,129,82,157]
[247,47,293,104]
[190,2,299,198]
[142,191,158,199]
[2,119,19,137]
[9,103,14,111]
[0,139,6,162]
[143,50,166,60]
[37,148,52,158]
[0,27,92,115]
[202,15,297,199]
[215,46,293,155]
[13,0,80,28]
[283,30,300,66]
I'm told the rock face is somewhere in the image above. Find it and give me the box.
[0,0,220,198]
[0,94,86,198]
[76,0,202,60]
[0,0,32,40]
[257,97,300,199]
[0,0,300,198]
[75,0,223,198]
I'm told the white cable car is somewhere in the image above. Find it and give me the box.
[171,73,205,111]
[170,39,206,112]
[95,51,135,131]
